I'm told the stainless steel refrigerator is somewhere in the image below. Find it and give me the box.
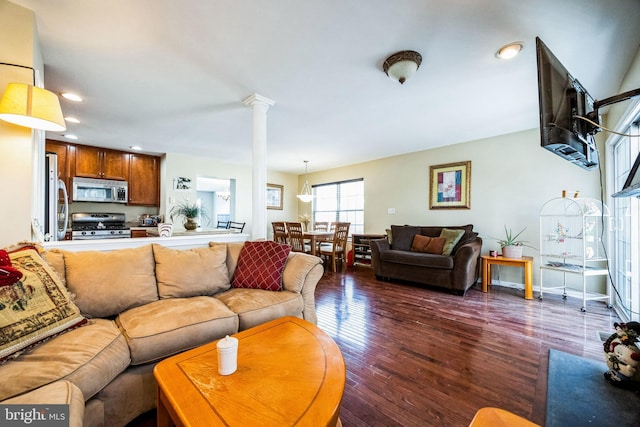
[44,152,69,241]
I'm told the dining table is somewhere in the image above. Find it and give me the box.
[302,230,334,256]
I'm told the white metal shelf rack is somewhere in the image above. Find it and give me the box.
[539,197,611,311]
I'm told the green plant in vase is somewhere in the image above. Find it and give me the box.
[169,201,209,231]
[493,226,536,258]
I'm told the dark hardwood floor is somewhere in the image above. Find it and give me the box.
[317,266,619,427]
[128,265,619,427]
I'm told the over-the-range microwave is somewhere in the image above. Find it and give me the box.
[72,177,128,203]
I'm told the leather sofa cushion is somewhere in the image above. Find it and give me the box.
[215,288,304,331]
[62,246,158,318]
[390,225,421,251]
[379,249,454,269]
[116,296,238,365]
[2,381,85,427]
[0,319,130,402]
[391,225,476,255]
[153,244,230,298]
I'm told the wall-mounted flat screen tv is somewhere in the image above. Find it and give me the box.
[536,37,599,170]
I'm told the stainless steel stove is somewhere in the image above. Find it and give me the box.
[71,212,131,240]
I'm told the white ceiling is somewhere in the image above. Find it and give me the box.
[10,0,640,174]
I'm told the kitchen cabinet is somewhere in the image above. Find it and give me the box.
[75,145,129,181]
[131,229,148,238]
[45,139,75,203]
[128,153,160,206]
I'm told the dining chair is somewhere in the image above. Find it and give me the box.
[228,221,246,233]
[272,222,288,244]
[216,220,230,229]
[285,222,309,253]
[319,222,350,272]
[313,222,329,231]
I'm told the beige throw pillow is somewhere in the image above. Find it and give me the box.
[63,245,158,318]
[153,244,230,298]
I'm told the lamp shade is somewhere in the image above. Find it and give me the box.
[0,83,66,131]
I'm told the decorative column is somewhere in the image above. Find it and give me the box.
[243,94,275,240]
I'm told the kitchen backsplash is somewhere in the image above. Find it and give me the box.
[68,202,161,225]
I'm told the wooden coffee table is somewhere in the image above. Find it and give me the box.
[154,316,346,427]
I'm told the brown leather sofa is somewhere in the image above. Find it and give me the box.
[370,224,482,294]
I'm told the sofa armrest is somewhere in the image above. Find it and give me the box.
[282,253,324,325]
[370,239,390,277]
[452,238,482,285]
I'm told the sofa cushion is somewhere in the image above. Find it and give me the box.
[390,225,422,251]
[440,228,466,256]
[232,241,291,291]
[452,231,479,253]
[2,381,85,427]
[411,235,446,254]
[379,250,455,269]
[1,248,87,363]
[215,288,304,330]
[153,244,230,298]
[0,318,129,402]
[63,245,158,318]
[116,296,238,365]
[210,241,245,277]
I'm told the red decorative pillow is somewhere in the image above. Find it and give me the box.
[0,249,23,286]
[411,235,446,255]
[232,241,291,291]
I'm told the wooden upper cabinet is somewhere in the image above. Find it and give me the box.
[75,145,129,181]
[128,153,160,206]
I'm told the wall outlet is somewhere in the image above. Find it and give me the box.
[387,208,396,214]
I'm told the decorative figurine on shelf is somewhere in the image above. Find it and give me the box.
[603,321,640,391]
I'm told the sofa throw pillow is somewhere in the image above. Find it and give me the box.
[0,248,87,363]
[63,245,158,318]
[232,241,291,291]
[439,228,466,256]
[411,235,446,255]
[153,244,230,298]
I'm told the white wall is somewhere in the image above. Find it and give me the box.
[0,1,40,247]
[300,127,605,288]
[162,153,299,238]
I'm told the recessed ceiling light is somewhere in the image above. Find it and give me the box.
[496,42,524,59]
[63,134,78,140]
[130,145,142,151]
[60,92,83,102]
[64,116,80,123]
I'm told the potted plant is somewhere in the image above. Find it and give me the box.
[169,201,209,231]
[494,226,535,258]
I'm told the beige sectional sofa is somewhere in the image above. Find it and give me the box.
[0,241,324,427]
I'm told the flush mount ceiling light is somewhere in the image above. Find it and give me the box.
[383,50,422,84]
[496,42,524,59]
[297,160,315,203]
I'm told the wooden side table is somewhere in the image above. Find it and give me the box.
[481,255,534,300]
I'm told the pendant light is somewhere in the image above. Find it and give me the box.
[297,160,314,203]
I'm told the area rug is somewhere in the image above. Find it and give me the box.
[546,348,640,426]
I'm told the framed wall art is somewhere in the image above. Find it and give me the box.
[266,183,283,210]
[429,161,471,209]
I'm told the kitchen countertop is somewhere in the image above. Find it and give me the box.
[44,232,249,252]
